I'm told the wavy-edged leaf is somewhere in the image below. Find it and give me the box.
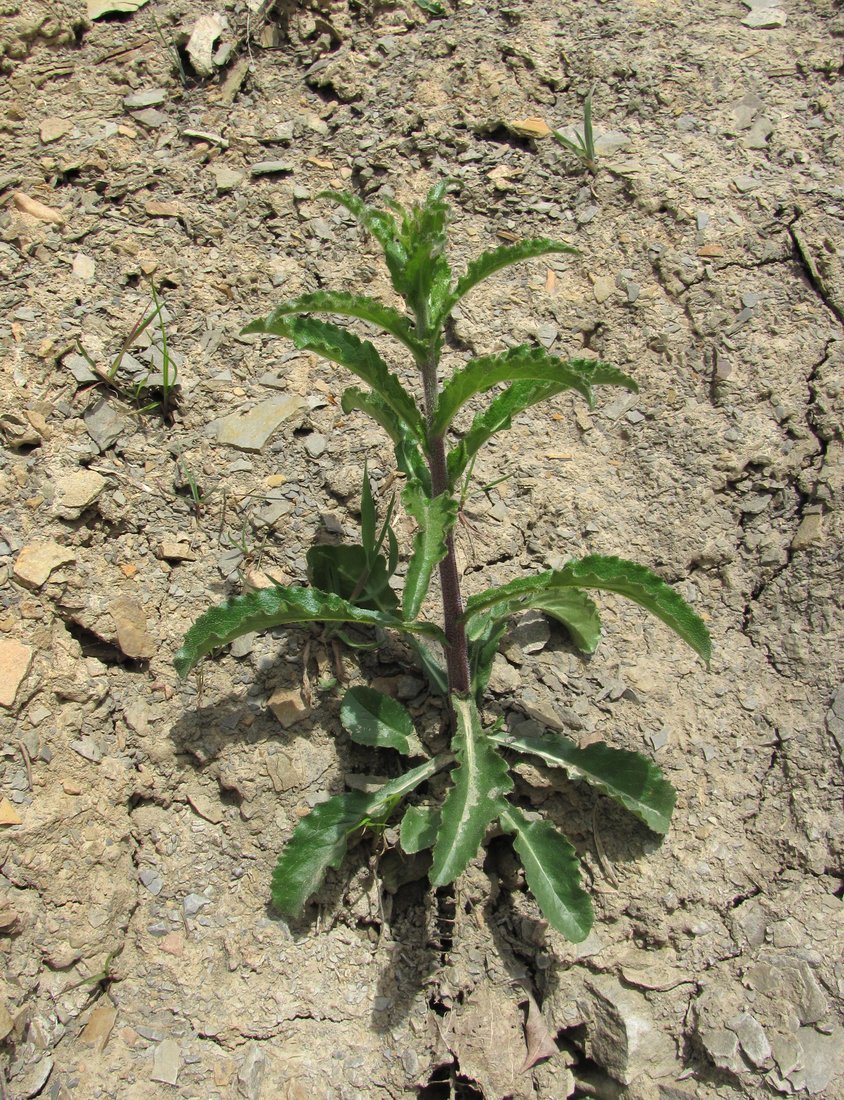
[306,544,399,612]
[433,347,637,437]
[493,729,675,834]
[440,239,579,323]
[430,696,513,886]
[319,190,407,291]
[402,482,458,620]
[341,686,413,753]
[340,387,431,490]
[468,615,509,702]
[463,555,711,663]
[409,638,448,697]
[174,586,443,679]
[499,804,593,942]
[242,314,425,443]
[400,805,441,853]
[447,379,571,485]
[466,585,602,655]
[250,290,423,359]
[271,757,441,916]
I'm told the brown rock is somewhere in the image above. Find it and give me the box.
[0,798,23,826]
[109,597,156,659]
[14,541,76,588]
[54,470,106,517]
[268,687,311,728]
[0,639,33,708]
[80,1001,117,1052]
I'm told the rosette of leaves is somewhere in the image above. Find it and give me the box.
[174,183,711,941]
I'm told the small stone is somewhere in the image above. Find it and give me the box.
[84,397,126,451]
[40,117,73,143]
[54,470,107,518]
[80,1001,117,1052]
[133,108,169,129]
[700,1027,743,1073]
[0,799,23,826]
[626,282,640,303]
[187,13,226,77]
[509,612,550,654]
[123,89,167,109]
[14,541,76,588]
[139,869,163,895]
[268,687,311,728]
[250,160,295,177]
[211,166,244,192]
[215,395,306,452]
[731,1012,771,1068]
[156,541,197,562]
[184,893,211,916]
[592,274,616,303]
[798,1025,844,1093]
[0,639,33,708]
[238,1043,268,1099]
[186,790,224,824]
[151,1038,181,1085]
[581,975,678,1084]
[70,737,103,763]
[733,175,759,193]
[72,253,96,281]
[304,432,327,458]
[791,512,823,550]
[110,596,156,659]
[64,353,98,384]
[742,5,787,27]
[746,116,774,148]
[487,654,521,695]
[535,323,558,348]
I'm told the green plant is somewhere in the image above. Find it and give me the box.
[552,87,597,173]
[174,183,710,941]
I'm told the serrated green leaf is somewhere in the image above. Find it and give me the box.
[492,730,675,834]
[242,314,425,443]
[306,544,399,613]
[430,696,513,886]
[340,387,432,490]
[247,291,422,358]
[468,615,509,702]
[174,586,443,679]
[319,190,407,292]
[341,687,414,753]
[400,805,441,853]
[271,758,441,916]
[441,239,578,319]
[402,482,458,620]
[415,0,446,16]
[466,586,602,655]
[499,804,593,942]
[433,347,637,437]
[463,554,711,663]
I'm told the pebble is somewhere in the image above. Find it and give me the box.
[791,512,823,549]
[215,395,306,452]
[250,160,295,177]
[211,166,244,192]
[157,541,197,562]
[132,109,169,129]
[123,89,168,109]
[84,398,127,451]
[268,687,312,728]
[151,1038,180,1085]
[139,869,164,895]
[70,737,103,763]
[742,2,787,27]
[733,175,759,193]
[183,893,212,916]
[0,639,33,708]
[730,1012,771,1067]
[54,470,107,518]
[40,117,72,144]
[109,596,156,659]
[14,541,76,588]
[592,275,616,303]
[304,432,327,458]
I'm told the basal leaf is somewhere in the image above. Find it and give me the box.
[499,804,593,942]
[174,586,443,679]
[242,314,425,442]
[306,544,399,612]
[400,805,441,853]
[433,347,637,437]
[340,387,431,490]
[440,239,579,323]
[402,482,458,621]
[249,291,422,359]
[463,555,711,663]
[430,696,513,886]
[341,686,414,753]
[492,730,675,834]
[272,758,441,916]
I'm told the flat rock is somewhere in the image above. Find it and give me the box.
[54,470,106,518]
[268,687,312,728]
[187,13,226,77]
[156,541,197,562]
[40,117,72,144]
[581,974,678,1083]
[123,88,167,109]
[592,274,616,303]
[79,1001,117,1052]
[72,253,96,281]
[211,166,245,192]
[215,395,306,452]
[84,398,127,451]
[250,160,295,177]
[0,798,23,826]
[798,1025,844,1093]
[14,541,76,588]
[0,639,33,708]
[109,596,156,659]
[151,1038,180,1085]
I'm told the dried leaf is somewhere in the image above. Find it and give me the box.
[519,989,559,1072]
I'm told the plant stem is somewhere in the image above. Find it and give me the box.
[419,347,471,699]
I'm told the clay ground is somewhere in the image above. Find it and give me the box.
[0,0,843,1097]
